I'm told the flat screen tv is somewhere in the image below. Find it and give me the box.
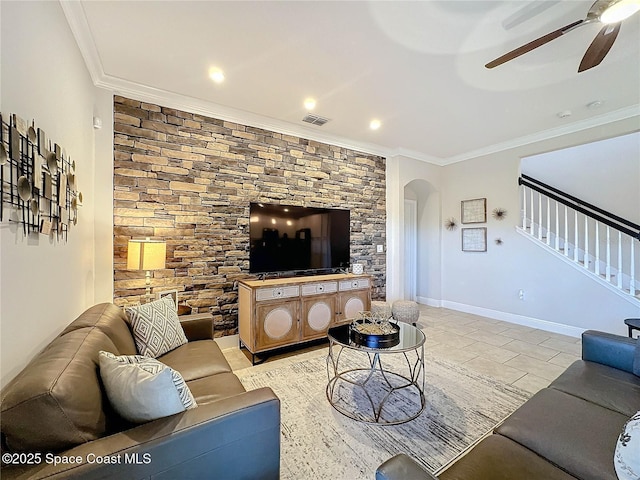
[249,203,350,274]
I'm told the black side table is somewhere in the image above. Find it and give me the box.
[623,318,640,338]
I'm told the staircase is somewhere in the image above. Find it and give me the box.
[517,174,640,305]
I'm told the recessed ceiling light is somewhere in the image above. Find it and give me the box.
[557,110,572,119]
[304,98,317,111]
[209,67,225,84]
[370,119,382,130]
[587,100,604,109]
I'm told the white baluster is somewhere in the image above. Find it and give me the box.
[595,222,600,276]
[546,197,551,245]
[617,231,622,289]
[574,210,579,262]
[538,193,543,241]
[631,241,636,296]
[584,216,589,269]
[554,201,559,250]
[605,226,611,282]
[530,189,535,235]
[522,185,527,230]
[564,205,569,257]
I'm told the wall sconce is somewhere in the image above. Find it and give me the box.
[127,238,166,303]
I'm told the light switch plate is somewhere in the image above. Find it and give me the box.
[376,244,384,253]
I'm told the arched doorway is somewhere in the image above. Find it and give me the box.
[404,179,441,304]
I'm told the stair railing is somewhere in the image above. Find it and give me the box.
[518,174,639,298]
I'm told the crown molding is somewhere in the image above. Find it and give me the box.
[61,1,639,168]
[442,105,640,165]
[60,1,104,85]
[388,148,446,166]
[101,73,393,158]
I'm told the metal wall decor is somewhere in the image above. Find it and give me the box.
[461,198,487,224]
[0,113,81,240]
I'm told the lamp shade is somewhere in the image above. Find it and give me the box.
[127,239,166,271]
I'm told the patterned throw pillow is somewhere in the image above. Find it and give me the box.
[615,411,640,480]
[98,351,197,423]
[126,297,188,357]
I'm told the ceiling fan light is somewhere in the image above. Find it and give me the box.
[600,0,640,24]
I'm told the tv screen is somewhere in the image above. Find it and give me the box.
[249,203,350,274]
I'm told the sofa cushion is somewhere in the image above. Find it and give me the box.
[1,328,121,452]
[98,351,196,423]
[496,388,627,480]
[159,340,232,382]
[549,360,640,417]
[61,303,137,355]
[126,297,187,357]
[633,337,640,376]
[615,411,640,480]
[439,434,578,480]
[187,373,246,405]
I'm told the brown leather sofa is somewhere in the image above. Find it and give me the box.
[376,330,640,480]
[1,303,280,479]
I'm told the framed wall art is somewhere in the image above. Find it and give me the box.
[462,227,487,252]
[461,198,486,224]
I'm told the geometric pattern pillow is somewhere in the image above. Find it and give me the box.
[615,410,640,480]
[126,296,188,358]
[98,351,197,423]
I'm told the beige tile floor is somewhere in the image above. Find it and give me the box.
[222,305,583,395]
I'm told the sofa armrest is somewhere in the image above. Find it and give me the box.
[582,330,636,373]
[1,387,280,480]
[179,313,214,341]
[376,454,438,480]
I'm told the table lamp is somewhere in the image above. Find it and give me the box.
[127,238,166,303]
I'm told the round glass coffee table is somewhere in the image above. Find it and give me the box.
[326,322,426,425]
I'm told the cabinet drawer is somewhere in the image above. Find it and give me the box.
[256,285,300,302]
[301,282,338,296]
[339,278,370,291]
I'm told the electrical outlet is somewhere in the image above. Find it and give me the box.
[376,244,384,253]
[518,289,525,300]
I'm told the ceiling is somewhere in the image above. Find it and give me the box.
[63,1,640,164]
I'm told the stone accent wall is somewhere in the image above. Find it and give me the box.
[113,96,386,337]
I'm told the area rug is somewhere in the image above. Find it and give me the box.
[236,349,531,479]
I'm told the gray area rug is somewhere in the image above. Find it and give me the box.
[237,349,530,479]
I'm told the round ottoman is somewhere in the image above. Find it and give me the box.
[392,300,419,326]
[371,301,391,319]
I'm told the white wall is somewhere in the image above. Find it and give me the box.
[0,1,113,387]
[386,155,441,302]
[521,131,640,223]
[387,118,640,337]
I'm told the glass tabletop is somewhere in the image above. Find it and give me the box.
[327,321,425,353]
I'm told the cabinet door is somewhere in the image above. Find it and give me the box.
[256,300,300,351]
[301,295,335,340]
[336,290,371,325]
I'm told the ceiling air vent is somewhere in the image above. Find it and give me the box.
[302,114,330,126]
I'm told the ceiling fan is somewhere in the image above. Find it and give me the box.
[486,0,640,72]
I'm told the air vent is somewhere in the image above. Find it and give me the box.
[302,114,330,126]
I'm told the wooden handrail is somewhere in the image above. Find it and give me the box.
[519,175,640,240]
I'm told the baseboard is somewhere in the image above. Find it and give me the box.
[215,334,240,351]
[417,296,441,307]
[439,301,584,338]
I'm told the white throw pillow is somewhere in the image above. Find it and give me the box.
[126,297,188,357]
[98,351,197,423]
[615,411,640,480]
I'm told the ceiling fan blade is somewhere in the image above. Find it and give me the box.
[578,23,621,72]
[486,19,584,69]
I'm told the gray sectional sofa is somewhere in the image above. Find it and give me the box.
[1,303,280,479]
[376,330,640,480]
